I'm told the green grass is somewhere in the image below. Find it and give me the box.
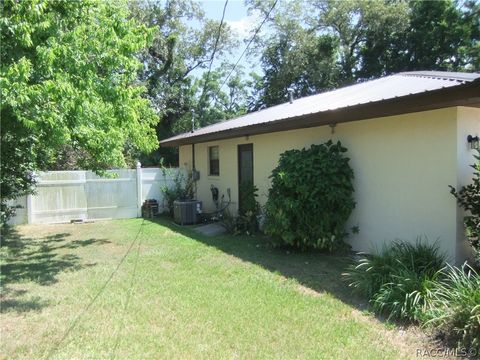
[1,218,429,359]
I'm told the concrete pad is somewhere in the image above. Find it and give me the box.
[194,222,227,236]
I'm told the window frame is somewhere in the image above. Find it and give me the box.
[208,145,220,176]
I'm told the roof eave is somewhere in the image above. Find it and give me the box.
[160,80,480,147]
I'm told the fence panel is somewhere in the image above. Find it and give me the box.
[85,170,138,220]
[7,167,180,225]
[31,171,88,223]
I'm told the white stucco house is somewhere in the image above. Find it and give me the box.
[161,71,480,263]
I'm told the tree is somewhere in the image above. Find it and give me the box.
[1,0,158,223]
[252,29,340,110]
[246,0,408,109]
[247,0,479,108]
[171,65,251,134]
[130,0,238,166]
[360,0,480,78]
[311,0,409,82]
[195,65,250,127]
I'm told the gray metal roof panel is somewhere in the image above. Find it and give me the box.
[161,71,480,144]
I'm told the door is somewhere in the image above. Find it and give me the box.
[238,143,253,213]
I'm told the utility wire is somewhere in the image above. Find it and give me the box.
[111,224,144,359]
[197,0,229,124]
[209,0,279,106]
[205,0,229,82]
[45,220,145,359]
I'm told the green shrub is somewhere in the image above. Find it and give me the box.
[221,182,260,235]
[345,250,399,299]
[424,264,480,353]
[264,140,355,251]
[344,239,446,321]
[450,149,480,267]
[371,265,439,322]
[345,240,445,297]
[161,169,195,216]
[238,181,260,234]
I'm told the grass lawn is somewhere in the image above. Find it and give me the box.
[1,218,433,359]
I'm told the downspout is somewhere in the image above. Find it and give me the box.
[192,143,196,171]
[191,108,198,199]
[192,143,197,199]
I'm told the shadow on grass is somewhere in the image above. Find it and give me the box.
[151,218,368,310]
[0,226,110,313]
[1,293,50,314]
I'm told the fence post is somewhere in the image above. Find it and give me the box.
[26,193,33,224]
[136,161,142,217]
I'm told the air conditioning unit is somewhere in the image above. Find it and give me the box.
[173,200,202,225]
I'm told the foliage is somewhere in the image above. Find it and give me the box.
[160,169,195,216]
[360,0,480,77]
[345,240,480,349]
[344,240,446,322]
[130,0,251,165]
[172,66,252,134]
[220,208,239,235]
[423,264,480,353]
[0,204,20,226]
[0,125,43,224]
[239,182,260,217]
[222,182,260,235]
[450,150,480,267]
[247,1,341,109]
[247,0,479,109]
[371,265,439,323]
[345,240,445,297]
[264,141,355,251]
[1,0,158,224]
[311,0,409,83]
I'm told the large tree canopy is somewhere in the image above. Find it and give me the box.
[247,0,479,110]
[359,0,480,77]
[1,0,158,221]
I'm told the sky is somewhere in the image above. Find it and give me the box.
[194,0,263,76]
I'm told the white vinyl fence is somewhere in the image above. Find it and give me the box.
[8,165,181,225]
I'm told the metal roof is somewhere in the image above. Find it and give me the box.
[161,71,480,146]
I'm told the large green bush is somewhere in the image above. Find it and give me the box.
[264,140,355,251]
[344,240,446,321]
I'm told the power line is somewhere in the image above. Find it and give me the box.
[111,225,144,358]
[209,0,278,106]
[206,0,229,80]
[197,0,229,123]
[45,220,145,359]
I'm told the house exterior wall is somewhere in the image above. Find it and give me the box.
[179,107,479,263]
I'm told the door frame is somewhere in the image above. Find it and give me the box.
[237,143,254,213]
